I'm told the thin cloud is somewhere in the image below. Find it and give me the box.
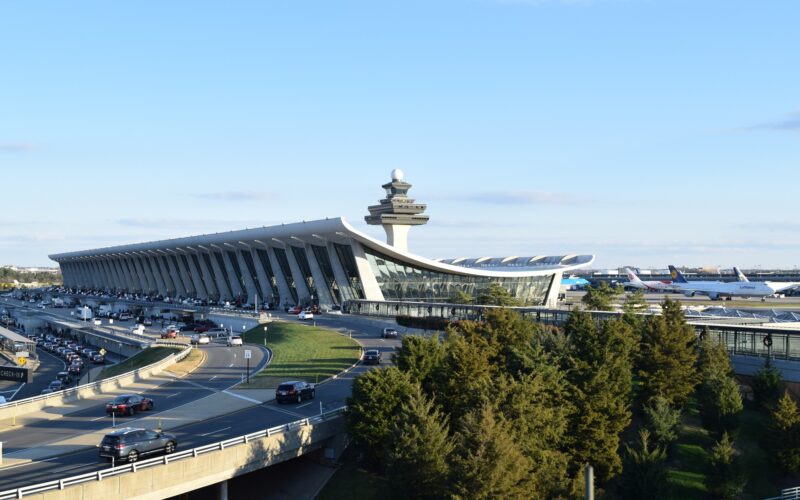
[115,218,280,230]
[0,143,38,153]
[436,190,583,205]
[745,111,800,132]
[191,191,279,202]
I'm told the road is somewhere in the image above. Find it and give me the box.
[0,310,397,492]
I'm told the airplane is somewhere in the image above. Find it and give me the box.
[733,267,800,295]
[668,265,794,300]
[561,275,590,290]
[622,268,677,292]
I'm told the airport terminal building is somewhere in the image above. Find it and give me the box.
[50,171,593,308]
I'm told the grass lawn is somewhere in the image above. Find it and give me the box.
[316,446,389,500]
[96,347,182,381]
[241,320,361,389]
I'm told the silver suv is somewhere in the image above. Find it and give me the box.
[99,427,177,463]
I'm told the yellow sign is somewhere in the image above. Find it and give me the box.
[17,357,27,366]
[99,348,107,356]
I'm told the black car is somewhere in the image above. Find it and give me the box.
[362,349,381,365]
[99,427,177,463]
[381,328,398,339]
[275,381,316,404]
[57,371,73,385]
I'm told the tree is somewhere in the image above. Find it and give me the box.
[696,336,743,434]
[449,405,533,499]
[617,429,668,500]
[769,391,800,474]
[392,334,446,395]
[475,282,521,306]
[386,386,453,499]
[706,432,747,499]
[622,289,648,314]
[581,282,621,311]
[563,312,635,481]
[346,367,416,470]
[752,362,783,409]
[643,396,682,449]
[449,290,474,304]
[638,298,699,407]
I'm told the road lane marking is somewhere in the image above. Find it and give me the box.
[209,376,217,382]
[165,393,180,398]
[296,402,312,409]
[262,404,306,418]
[221,390,261,405]
[200,426,231,437]
[91,416,106,421]
[9,383,25,401]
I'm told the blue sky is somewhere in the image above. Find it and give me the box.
[1,0,798,269]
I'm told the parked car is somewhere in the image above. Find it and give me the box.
[275,381,315,404]
[226,336,243,347]
[106,394,154,416]
[298,311,314,321]
[381,328,398,339]
[98,428,176,463]
[362,349,382,365]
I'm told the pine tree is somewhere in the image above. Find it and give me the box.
[449,405,533,499]
[434,330,498,422]
[346,367,416,470]
[706,432,747,499]
[769,391,800,474]
[563,312,634,482]
[475,283,521,306]
[392,333,446,395]
[752,362,783,409]
[643,396,682,449]
[638,298,699,407]
[386,386,453,499]
[581,282,620,311]
[617,429,668,500]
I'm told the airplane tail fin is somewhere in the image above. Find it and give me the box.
[734,267,749,282]
[625,268,642,282]
[668,265,688,283]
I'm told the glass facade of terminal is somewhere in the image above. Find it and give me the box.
[363,248,554,304]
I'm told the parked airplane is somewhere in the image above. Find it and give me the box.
[732,267,800,295]
[622,268,677,292]
[668,265,791,300]
[561,275,590,290]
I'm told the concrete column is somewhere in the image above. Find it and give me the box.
[218,480,228,500]
[284,246,311,304]
[155,255,177,296]
[235,249,259,304]
[85,261,101,289]
[305,244,334,307]
[146,255,168,296]
[207,251,233,300]
[182,251,209,299]
[171,252,196,297]
[76,261,91,288]
[193,251,219,299]
[95,259,114,291]
[101,259,122,291]
[123,256,145,293]
[250,247,275,303]
[268,246,295,306]
[130,255,152,294]
[59,263,75,288]
[350,241,384,301]
[327,242,354,302]
[112,257,134,292]
[133,255,156,294]
[220,250,245,299]
[544,271,563,308]
[162,253,187,297]
[92,260,108,289]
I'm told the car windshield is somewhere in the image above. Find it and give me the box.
[111,396,130,404]
[366,350,379,356]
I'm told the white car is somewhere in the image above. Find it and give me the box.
[298,311,314,321]
[226,336,243,347]
[191,334,211,345]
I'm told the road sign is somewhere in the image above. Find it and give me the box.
[0,366,32,383]
[17,357,27,367]
[244,349,252,360]
[99,348,107,356]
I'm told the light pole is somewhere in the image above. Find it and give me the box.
[263,326,267,347]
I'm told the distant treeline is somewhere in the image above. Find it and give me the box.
[0,267,62,284]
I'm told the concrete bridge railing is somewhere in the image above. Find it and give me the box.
[0,407,347,500]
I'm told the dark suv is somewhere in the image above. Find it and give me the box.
[275,381,316,404]
[99,428,177,463]
[381,328,398,339]
[362,350,381,365]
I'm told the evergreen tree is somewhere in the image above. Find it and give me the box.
[449,290,474,304]
[706,432,747,499]
[392,334,446,395]
[581,282,620,311]
[563,311,634,481]
[643,396,682,449]
[434,330,498,422]
[769,391,800,474]
[752,362,783,409]
[386,386,453,500]
[475,283,521,306]
[449,405,533,499]
[617,429,668,500]
[638,298,699,407]
[696,335,742,434]
[346,367,416,470]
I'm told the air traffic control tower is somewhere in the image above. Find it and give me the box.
[365,169,429,253]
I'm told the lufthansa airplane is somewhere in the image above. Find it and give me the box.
[668,266,796,300]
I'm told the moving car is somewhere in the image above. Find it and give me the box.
[298,310,314,321]
[287,306,303,315]
[362,349,382,365]
[99,427,177,463]
[106,394,154,416]
[92,354,106,364]
[226,335,243,347]
[48,380,63,392]
[382,328,398,339]
[191,333,210,345]
[275,381,315,404]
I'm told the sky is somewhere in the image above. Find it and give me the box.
[1,0,799,269]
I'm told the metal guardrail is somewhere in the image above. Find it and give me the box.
[0,406,347,499]
[0,345,192,411]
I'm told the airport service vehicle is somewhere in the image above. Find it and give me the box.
[622,268,677,293]
[99,428,176,463]
[226,335,243,347]
[275,381,315,404]
[298,310,314,321]
[382,328,398,339]
[668,266,790,300]
[106,394,154,416]
[362,350,382,365]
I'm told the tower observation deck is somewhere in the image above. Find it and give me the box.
[365,169,429,252]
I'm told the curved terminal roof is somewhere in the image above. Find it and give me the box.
[50,217,594,278]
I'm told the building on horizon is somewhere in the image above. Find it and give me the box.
[49,171,593,308]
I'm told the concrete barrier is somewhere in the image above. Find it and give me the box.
[0,346,192,424]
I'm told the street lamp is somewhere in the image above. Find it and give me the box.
[263,325,267,347]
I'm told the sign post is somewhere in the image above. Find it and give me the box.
[244,349,252,384]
